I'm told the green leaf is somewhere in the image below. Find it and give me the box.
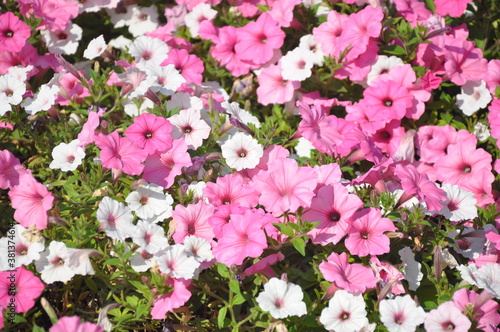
[32,325,46,332]
[217,263,230,278]
[292,237,306,256]
[232,293,246,305]
[135,303,150,319]
[272,223,295,237]
[382,45,406,56]
[229,279,241,294]
[218,306,228,328]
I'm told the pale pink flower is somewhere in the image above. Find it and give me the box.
[156,244,200,279]
[0,149,27,189]
[256,278,307,319]
[0,12,31,53]
[379,295,426,332]
[49,316,103,332]
[171,201,215,244]
[151,278,191,319]
[434,0,474,17]
[257,62,300,106]
[169,108,210,150]
[320,290,369,332]
[203,173,259,208]
[252,158,317,216]
[424,301,471,332]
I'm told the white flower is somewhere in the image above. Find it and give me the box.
[128,5,159,37]
[41,22,82,55]
[295,137,315,158]
[457,263,479,286]
[398,247,422,291]
[122,98,154,117]
[221,132,263,171]
[187,181,207,203]
[474,263,500,299]
[35,241,75,284]
[109,35,132,51]
[222,101,261,129]
[8,65,33,82]
[49,139,86,171]
[146,64,186,96]
[126,182,173,220]
[21,84,60,115]
[366,55,404,86]
[439,184,477,222]
[129,36,169,71]
[167,92,203,112]
[183,236,213,263]
[380,295,426,332]
[456,80,492,116]
[156,244,200,279]
[281,47,314,81]
[256,278,307,319]
[66,248,100,276]
[130,249,156,272]
[473,122,490,141]
[298,34,325,66]
[0,73,26,106]
[96,197,135,241]
[448,227,485,259]
[83,35,107,60]
[184,3,217,38]
[320,290,369,332]
[169,108,211,149]
[131,220,169,254]
[0,224,45,270]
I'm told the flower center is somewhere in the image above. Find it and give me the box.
[142,51,152,61]
[187,224,196,235]
[183,126,193,134]
[447,201,458,212]
[144,233,152,245]
[3,88,13,97]
[144,131,153,139]
[328,210,341,222]
[273,298,285,309]
[297,60,306,70]
[58,32,68,40]
[383,99,393,107]
[463,165,471,173]
[139,196,148,205]
[66,155,75,163]
[237,149,247,158]
[340,311,350,320]
[5,30,14,38]
[361,233,369,239]
[16,244,28,256]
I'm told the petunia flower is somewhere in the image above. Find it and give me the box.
[49,316,103,332]
[221,132,263,171]
[96,197,135,241]
[256,278,307,319]
[124,112,173,155]
[156,244,200,279]
[0,12,31,53]
[49,139,85,171]
[171,201,215,244]
[0,224,45,270]
[320,290,369,332]
[169,108,210,150]
[424,301,471,332]
[0,266,44,313]
[379,295,426,332]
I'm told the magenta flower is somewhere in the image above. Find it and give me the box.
[161,48,204,85]
[203,173,259,208]
[304,183,363,245]
[235,12,285,66]
[345,208,397,257]
[252,158,317,216]
[94,131,148,176]
[212,210,267,266]
[0,266,44,313]
[210,25,254,77]
[171,201,215,244]
[48,316,103,332]
[319,252,377,294]
[361,80,413,124]
[434,0,474,18]
[0,12,31,53]
[124,113,173,155]
[9,174,54,230]
[143,139,193,189]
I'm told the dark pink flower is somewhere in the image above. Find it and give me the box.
[319,252,377,294]
[9,173,54,230]
[0,12,31,53]
[345,208,397,257]
[0,149,27,189]
[94,131,148,176]
[124,113,173,155]
[161,48,204,85]
[0,266,45,313]
[304,183,363,245]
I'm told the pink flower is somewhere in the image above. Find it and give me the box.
[210,25,254,77]
[319,252,377,294]
[124,113,173,155]
[443,39,488,86]
[143,139,193,189]
[434,0,474,17]
[151,278,191,319]
[361,80,413,124]
[203,173,259,208]
[49,316,103,332]
[453,288,500,332]
[312,10,348,58]
[77,107,105,148]
[208,204,249,239]
[235,12,285,66]
[31,0,79,32]
[252,158,317,216]
[297,101,344,156]
[257,61,300,106]
[0,149,27,189]
[9,173,54,230]
[212,209,268,266]
[424,301,471,332]
[304,183,363,245]
[171,201,215,244]
[0,12,31,53]
[345,208,397,257]
[161,48,204,85]
[0,266,44,313]
[434,140,492,188]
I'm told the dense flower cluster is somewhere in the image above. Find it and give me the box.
[0,0,500,331]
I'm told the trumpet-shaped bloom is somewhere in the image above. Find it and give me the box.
[124,112,173,155]
[0,224,45,270]
[203,173,259,208]
[379,295,426,332]
[171,201,215,244]
[94,131,148,176]
[0,12,31,53]
[212,210,267,266]
[253,158,317,216]
[424,301,471,332]
[319,252,377,294]
[49,139,85,171]
[257,62,300,106]
[221,132,263,171]
[0,149,26,189]
[96,197,135,241]
[0,266,45,313]
[49,316,103,332]
[320,290,369,332]
[9,174,54,230]
[156,244,200,279]
[345,208,397,257]
[256,278,307,319]
[169,108,210,150]
[151,278,192,319]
